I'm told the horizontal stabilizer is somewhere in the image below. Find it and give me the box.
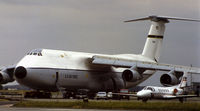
[125,15,200,23]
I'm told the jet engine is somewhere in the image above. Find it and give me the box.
[0,71,14,84]
[122,66,142,82]
[160,70,179,86]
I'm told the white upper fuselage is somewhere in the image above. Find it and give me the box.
[17,49,155,70]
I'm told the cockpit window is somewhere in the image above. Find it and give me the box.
[143,87,147,90]
[147,87,153,91]
[27,49,43,56]
[144,87,155,92]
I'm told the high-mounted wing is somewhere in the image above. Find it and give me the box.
[92,55,200,74]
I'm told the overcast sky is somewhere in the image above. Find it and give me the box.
[0,0,199,86]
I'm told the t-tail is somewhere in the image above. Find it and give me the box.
[125,15,200,62]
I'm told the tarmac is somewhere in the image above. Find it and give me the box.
[0,104,142,111]
[0,107,142,111]
[0,99,144,111]
[0,97,200,111]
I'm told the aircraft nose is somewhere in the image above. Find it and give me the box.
[14,66,27,79]
[136,91,144,97]
[137,90,152,98]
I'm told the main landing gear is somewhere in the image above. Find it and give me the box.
[63,91,76,99]
[24,91,52,98]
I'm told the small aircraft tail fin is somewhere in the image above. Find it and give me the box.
[125,16,200,62]
[178,71,188,88]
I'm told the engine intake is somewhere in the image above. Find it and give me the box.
[0,71,13,84]
[14,66,27,79]
[160,70,179,86]
[122,66,142,82]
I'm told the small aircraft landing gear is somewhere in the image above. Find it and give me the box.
[179,98,183,103]
[142,98,148,102]
[179,98,186,103]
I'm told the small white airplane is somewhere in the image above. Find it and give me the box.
[0,15,200,98]
[136,71,198,102]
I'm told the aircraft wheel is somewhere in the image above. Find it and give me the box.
[179,98,183,103]
[142,98,148,102]
[83,98,89,102]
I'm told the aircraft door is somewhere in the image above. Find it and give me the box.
[55,72,59,84]
[54,71,60,88]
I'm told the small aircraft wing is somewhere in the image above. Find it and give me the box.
[92,55,200,74]
[112,92,137,97]
[175,95,198,98]
[162,95,177,99]
[163,95,198,99]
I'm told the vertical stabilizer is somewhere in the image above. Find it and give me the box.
[125,15,200,62]
[178,71,188,89]
[142,20,167,62]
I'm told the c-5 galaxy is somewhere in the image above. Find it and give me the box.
[1,16,200,98]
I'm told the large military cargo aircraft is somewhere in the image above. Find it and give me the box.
[0,16,200,98]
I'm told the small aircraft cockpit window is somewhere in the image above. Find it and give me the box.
[146,87,155,92]
[27,49,43,56]
[143,87,147,90]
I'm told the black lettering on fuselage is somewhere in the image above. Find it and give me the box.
[64,74,78,79]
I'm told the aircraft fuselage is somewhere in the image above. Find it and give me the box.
[15,49,155,92]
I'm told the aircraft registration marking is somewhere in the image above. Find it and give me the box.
[64,74,78,79]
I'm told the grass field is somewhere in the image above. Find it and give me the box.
[13,100,200,111]
[0,99,8,101]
